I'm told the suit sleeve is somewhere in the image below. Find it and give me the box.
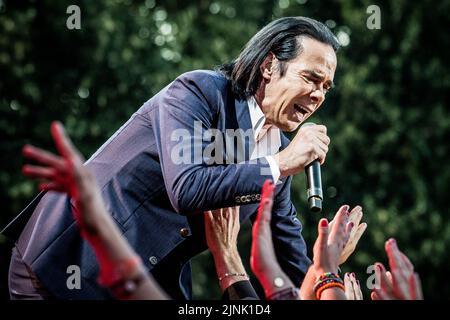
[266,176,312,286]
[222,280,259,300]
[151,71,272,215]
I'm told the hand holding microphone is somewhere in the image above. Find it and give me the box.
[273,122,329,212]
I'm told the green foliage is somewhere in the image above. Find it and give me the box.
[1,0,449,299]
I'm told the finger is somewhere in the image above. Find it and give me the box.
[350,273,361,300]
[22,144,66,171]
[316,218,329,254]
[313,143,327,165]
[233,206,240,224]
[329,205,350,243]
[376,263,395,297]
[348,206,363,228]
[411,273,423,300]
[344,224,367,258]
[22,165,57,180]
[314,124,327,134]
[341,221,354,249]
[314,138,329,156]
[385,238,406,273]
[373,287,391,300]
[353,223,367,243]
[38,181,66,193]
[391,269,410,299]
[344,273,355,300]
[355,279,363,300]
[371,291,379,300]
[222,207,229,219]
[204,210,214,222]
[316,132,330,146]
[345,221,354,236]
[400,252,414,273]
[386,271,393,285]
[51,121,84,161]
[209,208,221,219]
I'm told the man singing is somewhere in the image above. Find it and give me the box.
[7,16,338,299]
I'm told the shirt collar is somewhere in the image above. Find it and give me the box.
[247,96,266,141]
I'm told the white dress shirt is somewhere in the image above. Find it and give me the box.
[247,96,281,183]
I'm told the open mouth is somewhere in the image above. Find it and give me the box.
[294,104,309,116]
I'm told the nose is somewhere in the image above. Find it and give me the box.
[310,88,325,105]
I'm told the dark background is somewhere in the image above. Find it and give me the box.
[1,0,449,299]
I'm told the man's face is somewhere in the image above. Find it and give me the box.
[260,37,337,132]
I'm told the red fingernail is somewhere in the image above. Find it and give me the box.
[320,219,328,227]
[342,205,350,215]
[22,145,31,154]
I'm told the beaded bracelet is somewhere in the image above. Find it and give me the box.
[313,272,344,300]
[218,272,248,282]
[313,277,344,292]
[315,282,345,300]
[318,272,341,281]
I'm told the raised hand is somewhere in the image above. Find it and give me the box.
[300,205,353,300]
[205,206,249,292]
[250,179,296,299]
[329,205,367,265]
[205,206,241,256]
[22,121,105,235]
[313,205,353,275]
[21,121,169,299]
[371,239,423,300]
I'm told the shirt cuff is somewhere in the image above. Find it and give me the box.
[265,155,280,184]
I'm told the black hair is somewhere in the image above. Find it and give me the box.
[217,17,339,99]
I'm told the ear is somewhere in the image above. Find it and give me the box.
[260,52,276,81]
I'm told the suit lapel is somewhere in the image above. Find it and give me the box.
[219,98,251,164]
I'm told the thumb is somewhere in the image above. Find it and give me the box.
[316,218,329,250]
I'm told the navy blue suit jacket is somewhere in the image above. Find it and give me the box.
[11,70,311,299]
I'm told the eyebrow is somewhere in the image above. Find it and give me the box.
[303,69,335,89]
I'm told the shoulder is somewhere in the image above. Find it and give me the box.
[174,70,229,93]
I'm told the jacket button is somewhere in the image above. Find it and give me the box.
[149,256,158,265]
[180,227,190,238]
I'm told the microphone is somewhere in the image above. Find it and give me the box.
[302,122,323,213]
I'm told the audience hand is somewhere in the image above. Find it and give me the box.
[371,238,423,300]
[22,121,104,235]
[344,272,363,300]
[205,207,248,292]
[251,180,296,299]
[329,205,367,265]
[300,205,353,300]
